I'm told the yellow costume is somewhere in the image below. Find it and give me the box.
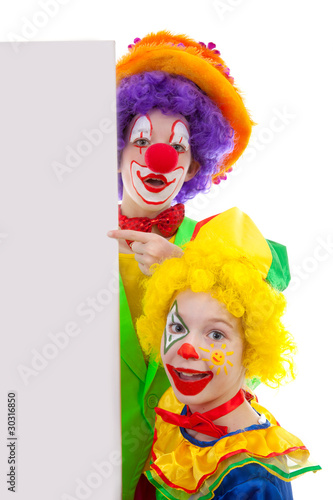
[146,388,320,499]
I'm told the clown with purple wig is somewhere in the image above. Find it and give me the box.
[116,71,235,204]
[108,31,289,499]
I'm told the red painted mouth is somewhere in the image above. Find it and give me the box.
[166,364,213,396]
[130,161,185,206]
[137,172,175,193]
[212,356,221,363]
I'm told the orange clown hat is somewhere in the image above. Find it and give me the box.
[116,31,254,182]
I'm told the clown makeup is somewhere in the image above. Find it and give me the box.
[161,290,245,408]
[129,115,153,152]
[120,109,197,214]
[164,300,190,354]
[199,344,234,376]
[169,120,190,153]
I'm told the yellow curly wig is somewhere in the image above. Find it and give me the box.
[136,237,296,388]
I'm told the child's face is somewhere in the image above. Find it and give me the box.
[161,289,245,409]
[120,109,198,212]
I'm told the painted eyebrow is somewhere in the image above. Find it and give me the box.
[169,120,190,148]
[129,115,153,142]
[167,301,190,327]
[169,311,187,326]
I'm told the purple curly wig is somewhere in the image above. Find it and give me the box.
[117,71,234,203]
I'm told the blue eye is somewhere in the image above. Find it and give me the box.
[208,331,224,341]
[168,323,185,334]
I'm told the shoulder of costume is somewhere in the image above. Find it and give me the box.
[147,387,321,499]
[174,215,198,246]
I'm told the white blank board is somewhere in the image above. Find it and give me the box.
[0,41,121,499]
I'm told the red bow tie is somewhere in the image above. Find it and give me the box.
[118,203,185,238]
[155,389,249,439]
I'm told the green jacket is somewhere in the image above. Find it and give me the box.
[120,216,197,500]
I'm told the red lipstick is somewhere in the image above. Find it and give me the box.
[166,364,213,396]
[137,172,175,193]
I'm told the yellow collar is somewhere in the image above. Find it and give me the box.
[148,388,312,496]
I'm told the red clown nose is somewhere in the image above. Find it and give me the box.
[177,343,200,360]
[144,143,179,174]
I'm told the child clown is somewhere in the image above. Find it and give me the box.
[137,209,320,499]
[108,32,289,498]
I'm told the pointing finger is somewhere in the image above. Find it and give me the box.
[107,229,155,243]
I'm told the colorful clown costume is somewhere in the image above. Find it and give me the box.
[120,208,292,498]
[145,388,321,499]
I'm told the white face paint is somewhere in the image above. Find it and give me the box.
[129,115,152,144]
[169,120,190,152]
[130,162,185,205]
[120,109,195,212]
[163,300,190,354]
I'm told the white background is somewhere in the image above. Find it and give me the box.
[0,1,332,498]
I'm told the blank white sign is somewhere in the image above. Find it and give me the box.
[0,41,121,499]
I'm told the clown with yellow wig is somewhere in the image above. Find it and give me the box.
[108,32,300,498]
[136,208,320,499]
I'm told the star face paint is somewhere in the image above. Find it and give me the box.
[160,290,245,407]
[120,109,194,212]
